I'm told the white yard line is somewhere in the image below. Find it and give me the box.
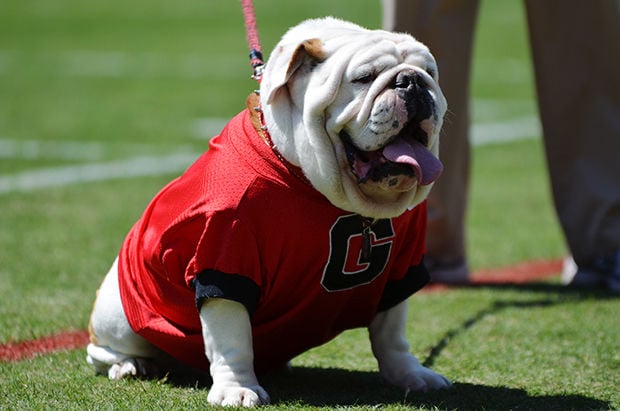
[0,153,199,195]
[0,138,107,161]
[0,138,199,161]
[471,115,540,146]
[0,114,541,195]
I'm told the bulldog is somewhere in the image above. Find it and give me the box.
[87,17,450,407]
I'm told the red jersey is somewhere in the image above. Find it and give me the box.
[118,109,429,373]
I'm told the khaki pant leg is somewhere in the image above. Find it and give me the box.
[525,0,620,264]
[382,0,479,264]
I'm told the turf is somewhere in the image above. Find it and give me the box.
[0,0,618,409]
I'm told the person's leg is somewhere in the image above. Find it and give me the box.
[383,0,480,282]
[525,0,620,290]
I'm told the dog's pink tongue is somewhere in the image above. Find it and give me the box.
[383,138,443,185]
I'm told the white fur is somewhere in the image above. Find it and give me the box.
[87,18,450,407]
[200,299,271,406]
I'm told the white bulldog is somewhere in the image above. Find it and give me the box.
[87,17,450,407]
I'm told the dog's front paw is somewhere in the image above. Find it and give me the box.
[207,383,270,407]
[378,353,451,393]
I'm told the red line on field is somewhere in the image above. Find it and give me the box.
[0,259,562,363]
[0,330,89,363]
[424,258,563,292]
[472,258,562,283]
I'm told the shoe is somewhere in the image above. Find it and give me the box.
[561,251,620,293]
[425,258,469,285]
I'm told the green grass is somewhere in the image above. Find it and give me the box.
[0,0,618,409]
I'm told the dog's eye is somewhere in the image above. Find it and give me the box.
[353,73,377,84]
[425,68,436,78]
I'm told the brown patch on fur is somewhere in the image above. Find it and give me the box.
[88,288,100,345]
[301,38,326,60]
[286,38,325,80]
[246,92,263,133]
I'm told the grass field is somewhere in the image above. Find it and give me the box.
[1,0,618,409]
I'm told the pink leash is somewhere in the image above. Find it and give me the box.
[241,0,265,82]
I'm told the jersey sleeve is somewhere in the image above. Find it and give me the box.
[193,270,260,315]
[178,209,264,315]
[376,261,430,312]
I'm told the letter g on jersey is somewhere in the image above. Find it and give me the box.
[321,214,394,291]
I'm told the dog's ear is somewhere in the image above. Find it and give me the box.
[264,38,325,104]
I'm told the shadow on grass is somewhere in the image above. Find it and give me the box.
[423,282,618,369]
[167,365,609,410]
[466,281,620,298]
[260,367,609,410]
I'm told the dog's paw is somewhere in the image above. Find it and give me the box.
[397,364,452,393]
[207,383,271,407]
[379,353,452,392]
[107,358,161,380]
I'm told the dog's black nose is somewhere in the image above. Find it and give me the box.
[393,70,434,121]
[392,70,426,91]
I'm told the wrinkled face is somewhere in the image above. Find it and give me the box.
[261,18,447,218]
[326,34,446,202]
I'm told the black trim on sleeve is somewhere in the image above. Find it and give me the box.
[376,261,430,312]
[192,270,260,316]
